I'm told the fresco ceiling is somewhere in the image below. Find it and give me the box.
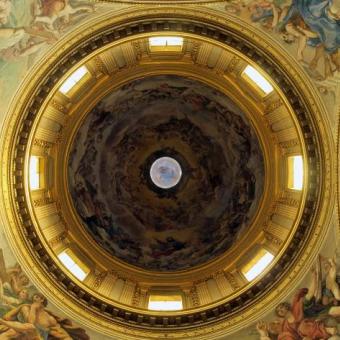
[0,0,338,338]
[68,75,265,271]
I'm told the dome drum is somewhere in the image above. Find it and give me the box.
[0,8,332,339]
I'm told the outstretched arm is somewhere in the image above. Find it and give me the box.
[2,305,24,321]
[0,318,36,333]
[65,3,94,14]
[34,15,54,25]
[58,3,94,24]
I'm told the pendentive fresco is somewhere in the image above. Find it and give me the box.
[210,0,340,130]
[216,0,340,79]
[230,240,340,339]
[0,0,115,121]
[0,238,90,339]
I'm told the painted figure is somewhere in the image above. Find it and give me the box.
[0,251,90,339]
[68,76,264,271]
[243,0,340,77]
[0,0,10,25]
[256,255,340,339]
[2,293,89,339]
[33,0,94,32]
[277,0,339,75]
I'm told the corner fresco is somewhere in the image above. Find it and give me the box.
[0,0,116,123]
[0,242,90,339]
[255,257,340,339]
[219,0,340,79]
[210,0,340,132]
[225,238,340,339]
[0,231,113,339]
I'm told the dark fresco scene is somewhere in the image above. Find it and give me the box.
[68,75,265,271]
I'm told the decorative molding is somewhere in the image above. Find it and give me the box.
[265,99,283,114]
[190,285,200,307]
[225,272,240,291]
[93,56,107,75]
[50,99,67,113]
[33,138,53,150]
[227,56,241,74]
[32,196,53,207]
[279,138,300,149]
[132,287,141,307]
[94,271,108,290]
[0,6,334,339]
[264,232,283,247]
[49,231,68,248]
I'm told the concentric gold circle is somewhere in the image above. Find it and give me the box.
[0,6,334,339]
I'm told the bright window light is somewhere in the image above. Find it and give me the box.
[58,250,88,281]
[149,36,183,47]
[242,65,274,95]
[148,295,183,311]
[59,66,89,95]
[148,36,183,52]
[242,249,274,282]
[288,155,303,190]
[29,156,40,190]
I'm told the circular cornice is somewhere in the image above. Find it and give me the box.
[95,0,226,3]
[56,64,272,282]
[0,6,335,339]
[62,73,266,274]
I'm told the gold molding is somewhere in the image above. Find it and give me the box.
[27,35,306,313]
[95,0,227,4]
[0,6,335,339]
